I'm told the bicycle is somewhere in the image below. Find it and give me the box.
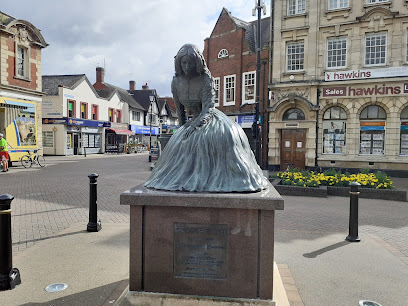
[21,149,46,168]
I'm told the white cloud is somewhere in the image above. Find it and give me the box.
[3,0,270,96]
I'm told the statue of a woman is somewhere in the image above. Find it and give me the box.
[145,44,269,192]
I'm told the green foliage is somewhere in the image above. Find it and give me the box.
[360,168,370,174]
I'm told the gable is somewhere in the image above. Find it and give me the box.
[210,8,238,37]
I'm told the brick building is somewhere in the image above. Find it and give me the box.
[269,0,408,173]
[0,11,48,164]
[203,8,270,168]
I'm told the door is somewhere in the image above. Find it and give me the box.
[280,129,306,170]
[73,134,79,155]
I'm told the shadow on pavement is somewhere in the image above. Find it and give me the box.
[20,281,122,306]
[303,240,350,258]
[12,230,85,246]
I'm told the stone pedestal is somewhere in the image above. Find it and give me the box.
[120,183,284,304]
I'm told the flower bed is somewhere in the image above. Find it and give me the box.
[272,169,394,189]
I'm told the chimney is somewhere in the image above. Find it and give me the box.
[142,83,149,90]
[96,67,104,83]
[129,80,135,91]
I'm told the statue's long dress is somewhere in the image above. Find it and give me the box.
[144,74,269,192]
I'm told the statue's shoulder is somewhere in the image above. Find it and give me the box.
[171,76,179,92]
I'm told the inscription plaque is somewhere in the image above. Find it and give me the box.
[174,223,228,280]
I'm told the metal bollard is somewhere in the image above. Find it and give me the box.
[0,194,21,290]
[87,173,101,232]
[346,182,361,242]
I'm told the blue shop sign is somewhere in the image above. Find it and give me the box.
[43,118,106,127]
[130,125,159,135]
[360,126,385,131]
[238,115,255,125]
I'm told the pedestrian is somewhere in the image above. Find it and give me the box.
[0,133,9,172]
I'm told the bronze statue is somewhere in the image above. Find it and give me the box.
[145,44,268,192]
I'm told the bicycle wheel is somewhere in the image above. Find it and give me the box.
[21,156,32,168]
[37,155,46,167]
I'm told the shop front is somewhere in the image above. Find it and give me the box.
[129,124,159,148]
[106,122,135,153]
[42,118,105,155]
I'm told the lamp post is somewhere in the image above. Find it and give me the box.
[252,0,266,165]
[149,95,154,162]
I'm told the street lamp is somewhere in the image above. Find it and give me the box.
[252,0,266,166]
[149,95,155,162]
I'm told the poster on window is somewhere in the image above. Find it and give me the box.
[360,122,385,155]
[322,120,346,154]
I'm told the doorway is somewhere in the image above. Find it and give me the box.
[280,129,306,170]
[73,133,79,155]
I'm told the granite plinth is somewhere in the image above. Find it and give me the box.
[120,183,284,301]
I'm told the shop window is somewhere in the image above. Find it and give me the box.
[116,110,121,123]
[283,108,305,120]
[242,72,256,104]
[92,104,98,120]
[68,100,76,118]
[42,131,54,147]
[81,102,88,119]
[359,105,386,155]
[400,106,408,155]
[322,106,347,154]
[214,77,220,107]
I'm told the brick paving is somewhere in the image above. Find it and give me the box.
[2,153,151,254]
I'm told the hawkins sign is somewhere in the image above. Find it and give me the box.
[323,83,408,97]
[325,66,408,81]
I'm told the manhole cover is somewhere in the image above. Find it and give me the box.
[359,301,382,306]
[45,283,68,292]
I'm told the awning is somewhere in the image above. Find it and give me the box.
[107,128,135,135]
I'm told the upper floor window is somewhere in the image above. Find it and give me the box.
[242,71,256,104]
[68,100,75,118]
[80,102,88,119]
[148,114,157,125]
[108,108,114,122]
[92,104,98,120]
[213,77,220,107]
[327,37,347,68]
[365,32,387,66]
[218,49,229,59]
[132,110,141,121]
[287,41,304,71]
[288,0,306,16]
[328,0,349,10]
[367,0,388,3]
[116,110,121,123]
[224,74,236,106]
[17,46,28,78]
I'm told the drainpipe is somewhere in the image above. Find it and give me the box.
[315,89,321,168]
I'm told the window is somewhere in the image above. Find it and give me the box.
[328,0,349,10]
[287,42,304,71]
[242,72,256,104]
[224,75,236,106]
[359,105,386,155]
[400,106,408,155]
[92,104,98,120]
[148,114,157,124]
[218,49,229,59]
[365,33,387,66]
[214,77,220,107]
[116,110,121,123]
[108,108,114,122]
[322,106,347,154]
[83,134,101,148]
[288,0,306,16]
[68,100,76,118]
[42,131,54,147]
[367,0,388,3]
[17,46,28,78]
[283,108,305,120]
[80,102,88,119]
[327,37,347,68]
[132,111,141,121]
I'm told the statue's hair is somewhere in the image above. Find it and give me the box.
[174,44,211,77]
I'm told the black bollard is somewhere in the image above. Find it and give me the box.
[87,173,101,232]
[346,182,361,242]
[0,194,21,290]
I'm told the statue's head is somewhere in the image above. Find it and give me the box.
[174,44,207,77]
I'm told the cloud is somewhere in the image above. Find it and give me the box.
[3,0,270,96]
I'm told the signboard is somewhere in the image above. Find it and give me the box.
[360,121,385,131]
[325,66,408,82]
[43,118,105,127]
[130,125,159,135]
[238,115,255,128]
[322,84,408,98]
[150,146,159,160]
[173,223,228,280]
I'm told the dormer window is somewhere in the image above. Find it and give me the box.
[218,49,229,59]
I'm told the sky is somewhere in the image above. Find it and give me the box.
[3,0,270,97]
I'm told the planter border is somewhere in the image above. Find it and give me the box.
[271,179,407,202]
